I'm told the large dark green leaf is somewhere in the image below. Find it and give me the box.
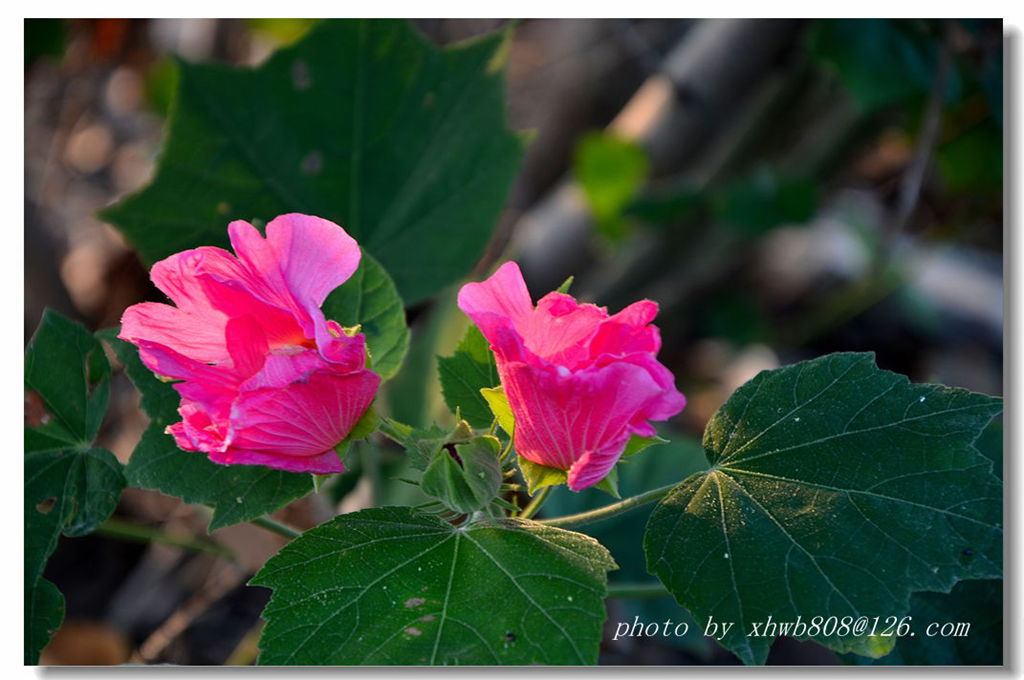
[252,506,616,664]
[322,249,408,380]
[644,353,1002,664]
[437,324,499,428]
[100,330,313,531]
[845,579,1002,666]
[100,19,524,305]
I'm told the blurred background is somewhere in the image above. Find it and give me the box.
[24,18,1003,665]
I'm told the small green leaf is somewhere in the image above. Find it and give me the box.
[321,250,409,380]
[252,507,616,664]
[25,310,111,447]
[438,324,499,428]
[100,330,313,531]
[621,433,669,458]
[100,19,524,306]
[480,385,514,437]
[555,276,574,295]
[644,352,1002,665]
[518,456,568,495]
[421,435,502,514]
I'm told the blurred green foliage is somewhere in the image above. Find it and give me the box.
[574,132,650,243]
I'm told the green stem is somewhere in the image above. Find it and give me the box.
[250,515,302,540]
[518,486,552,520]
[538,483,676,529]
[96,518,235,558]
[606,582,673,599]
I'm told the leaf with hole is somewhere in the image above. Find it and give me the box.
[100,19,524,305]
[644,352,1002,664]
[252,506,616,664]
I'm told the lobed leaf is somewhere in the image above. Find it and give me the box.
[100,19,524,306]
[252,506,616,665]
[644,352,1003,664]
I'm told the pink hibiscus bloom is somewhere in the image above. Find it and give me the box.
[119,213,380,474]
[457,262,686,491]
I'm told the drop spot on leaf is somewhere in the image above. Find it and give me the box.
[36,498,56,515]
[405,627,422,637]
[300,150,323,174]
[217,201,231,215]
[291,59,311,90]
[404,597,426,609]
[505,632,516,642]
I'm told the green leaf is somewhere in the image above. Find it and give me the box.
[438,324,499,428]
[518,456,568,495]
[420,435,502,514]
[252,507,616,664]
[322,250,408,380]
[574,132,648,243]
[844,579,1002,666]
[100,19,524,305]
[25,446,124,663]
[480,385,514,436]
[644,352,1002,665]
[555,276,574,295]
[99,330,314,531]
[25,310,111,448]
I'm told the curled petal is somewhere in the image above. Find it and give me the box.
[457,261,534,346]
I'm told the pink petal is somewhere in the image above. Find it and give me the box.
[225,316,269,378]
[230,369,380,458]
[457,261,534,345]
[502,360,663,472]
[520,292,607,366]
[209,447,345,474]
[567,435,631,491]
[121,301,229,365]
[228,214,360,320]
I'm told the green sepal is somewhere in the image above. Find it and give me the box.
[622,433,669,458]
[518,456,568,495]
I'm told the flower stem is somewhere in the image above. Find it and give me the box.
[96,517,235,558]
[538,483,677,529]
[250,515,302,540]
[518,486,552,520]
[605,582,673,599]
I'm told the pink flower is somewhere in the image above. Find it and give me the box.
[119,213,380,474]
[457,262,686,491]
